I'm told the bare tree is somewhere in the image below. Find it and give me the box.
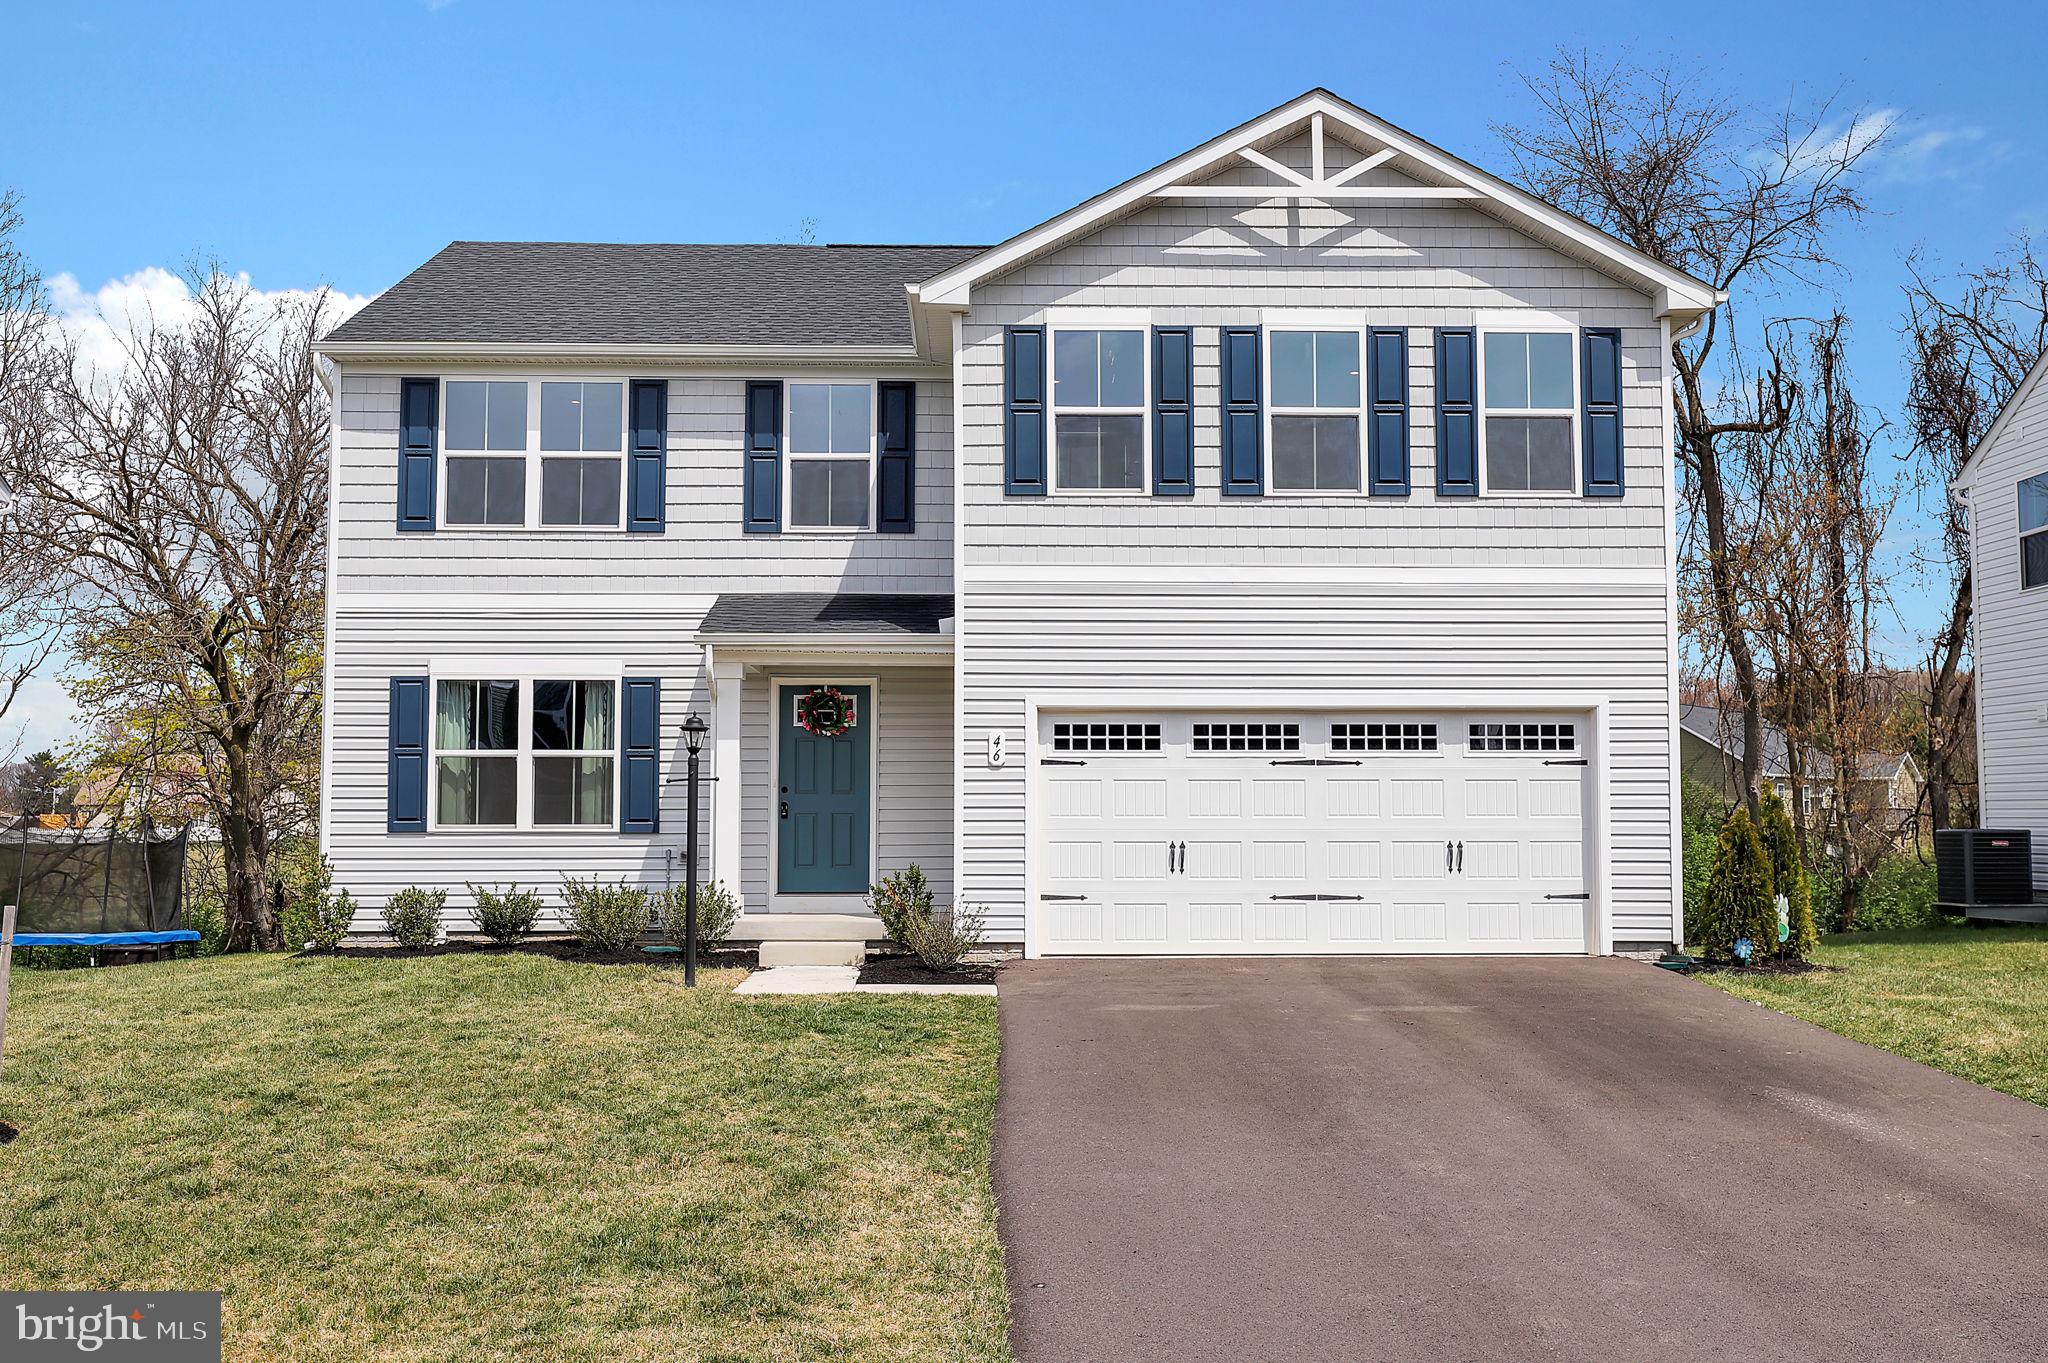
[0,190,66,738]
[2,267,332,950]
[1496,52,1885,809]
[1902,240,2047,830]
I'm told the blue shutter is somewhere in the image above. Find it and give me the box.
[1152,326,1194,497]
[743,381,782,533]
[627,379,667,532]
[397,378,437,532]
[1367,327,1410,497]
[387,676,429,832]
[1220,326,1263,496]
[1434,328,1478,498]
[1004,327,1047,496]
[876,380,916,532]
[620,677,661,834]
[1582,328,1625,498]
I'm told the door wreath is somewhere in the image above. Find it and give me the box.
[795,686,858,737]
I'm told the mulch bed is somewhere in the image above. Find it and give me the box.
[1685,958,1835,977]
[323,937,758,970]
[856,953,1000,986]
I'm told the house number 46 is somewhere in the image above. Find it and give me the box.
[987,731,1007,768]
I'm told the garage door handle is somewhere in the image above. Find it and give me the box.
[1175,841,1186,874]
[1456,841,1464,873]
[1446,840,1453,872]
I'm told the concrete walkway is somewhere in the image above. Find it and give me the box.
[994,956,2048,1363]
[732,965,995,996]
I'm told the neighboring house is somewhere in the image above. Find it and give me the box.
[1953,348,2048,887]
[315,90,1723,956]
[1679,704,1924,834]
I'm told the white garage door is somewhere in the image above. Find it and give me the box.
[1036,712,1591,955]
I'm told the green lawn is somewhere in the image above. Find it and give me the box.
[1700,926,2048,1106]
[0,953,1008,1363]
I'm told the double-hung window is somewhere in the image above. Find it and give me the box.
[787,382,874,530]
[1051,327,1146,492]
[442,378,626,528]
[431,676,618,829]
[1480,329,1578,493]
[539,382,624,526]
[2022,472,2048,590]
[434,679,519,826]
[1269,329,1363,492]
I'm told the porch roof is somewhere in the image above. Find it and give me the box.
[696,592,954,651]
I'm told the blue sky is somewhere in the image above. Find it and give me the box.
[4,0,2043,750]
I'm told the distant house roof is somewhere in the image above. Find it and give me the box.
[321,242,986,351]
[1680,706,1920,787]
[1681,705,1810,778]
[696,592,954,638]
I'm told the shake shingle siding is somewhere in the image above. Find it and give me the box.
[954,134,1681,945]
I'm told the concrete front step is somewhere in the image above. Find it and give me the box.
[758,939,867,967]
[735,912,887,943]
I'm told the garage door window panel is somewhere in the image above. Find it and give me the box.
[1192,721,1300,753]
[1468,721,1578,753]
[1333,721,1438,753]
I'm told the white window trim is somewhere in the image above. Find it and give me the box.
[2020,471,2048,591]
[1046,319,1152,497]
[425,663,624,833]
[781,378,881,534]
[1475,324,1582,499]
[1262,323,1369,497]
[437,373,629,532]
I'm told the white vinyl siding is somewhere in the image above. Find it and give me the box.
[1965,370,2048,886]
[325,602,951,927]
[334,373,953,593]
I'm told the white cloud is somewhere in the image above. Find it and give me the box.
[1872,117,2014,185]
[46,266,370,384]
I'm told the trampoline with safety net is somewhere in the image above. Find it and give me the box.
[2,820,197,961]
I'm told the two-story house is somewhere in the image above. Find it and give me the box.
[1954,349,2048,890]
[316,89,1719,957]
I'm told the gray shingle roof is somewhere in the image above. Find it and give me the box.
[322,242,987,349]
[698,593,954,637]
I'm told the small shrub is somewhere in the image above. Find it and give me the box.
[381,887,446,950]
[1858,856,1941,932]
[867,864,934,944]
[305,889,356,953]
[183,894,229,957]
[471,883,542,946]
[1756,784,1820,961]
[1695,806,1776,962]
[654,880,741,951]
[903,903,986,972]
[561,876,650,952]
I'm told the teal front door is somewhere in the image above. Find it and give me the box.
[777,684,872,894]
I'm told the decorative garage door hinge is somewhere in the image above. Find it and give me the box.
[1544,892,1592,900]
[1039,893,1087,901]
[1269,892,1367,902]
[1269,757,1363,766]
[1040,757,1088,766]
[1543,758,1589,766]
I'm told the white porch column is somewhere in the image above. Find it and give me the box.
[711,654,745,905]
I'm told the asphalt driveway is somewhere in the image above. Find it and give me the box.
[994,957,2048,1363]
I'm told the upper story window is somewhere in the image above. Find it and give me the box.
[1480,330,1577,494]
[1269,330,1363,493]
[2022,472,2048,589]
[787,382,873,530]
[442,378,625,529]
[1052,328,1146,493]
[432,676,617,830]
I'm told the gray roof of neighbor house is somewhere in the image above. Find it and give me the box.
[321,242,987,349]
[697,593,954,637]
[1680,706,1917,786]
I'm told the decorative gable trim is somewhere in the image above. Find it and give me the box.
[910,90,1721,324]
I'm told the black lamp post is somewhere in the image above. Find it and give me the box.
[681,712,709,987]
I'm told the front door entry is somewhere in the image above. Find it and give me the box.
[777,683,872,895]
